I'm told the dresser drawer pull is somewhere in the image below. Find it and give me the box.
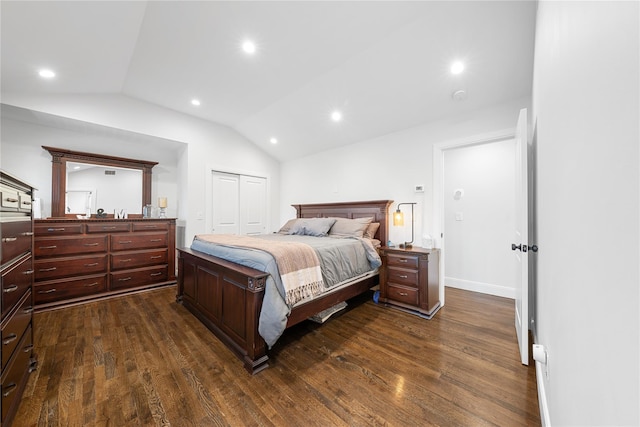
[84,263,99,267]
[3,285,18,293]
[22,200,32,206]
[47,228,66,232]
[84,243,99,247]
[149,239,162,242]
[39,245,57,249]
[398,259,408,263]
[397,275,408,279]
[150,272,163,277]
[102,226,117,230]
[118,241,132,244]
[2,383,17,397]
[5,197,19,203]
[2,237,17,242]
[150,256,162,259]
[143,225,158,228]
[22,231,34,236]
[24,269,34,275]
[119,259,132,263]
[38,289,57,294]
[2,334,18,345]
[23,307,34,314]
[84,282,99,287]
[23,344,34,353]
[397,292,409,296]
[39,267,57,272]
[118,277,132,282]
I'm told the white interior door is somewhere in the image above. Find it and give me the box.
[240,175,266,235]
[211,171,239,234]
[513,108,529,365]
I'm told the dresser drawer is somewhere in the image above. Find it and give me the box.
[1,255,33,317]
[34,235,108,257]
[0,185,19,209]
[1,327,33,423]
[132,221,169,232]
[86,222,131,233]
[1,220,32,265]
[386,284,419,306]
[1,291,32,370]
[111,248,168,270]
[111,233,167,251]
[111,265,168,290]
[34,254,107,281]
[386,253,419,269]
[34,222,83,235]
[387,267,419,288]
[34,275,107,304]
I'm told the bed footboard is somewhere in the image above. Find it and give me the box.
[177,248,270,374]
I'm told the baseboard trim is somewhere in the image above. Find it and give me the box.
[535,360,551,426]
[445,277,515,299]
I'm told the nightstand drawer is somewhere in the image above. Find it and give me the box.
[386,284,419,306]
[387,267,419,288]
[386,253,419,269]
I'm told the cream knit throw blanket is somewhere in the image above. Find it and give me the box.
[195,234,324,306]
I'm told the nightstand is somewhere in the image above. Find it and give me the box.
[378,246,440,318]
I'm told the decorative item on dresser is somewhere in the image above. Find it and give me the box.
[33,218,176,311]
[0,170,37,427]
[379,246,441,318]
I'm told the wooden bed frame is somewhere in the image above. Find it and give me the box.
[176,200,392,374]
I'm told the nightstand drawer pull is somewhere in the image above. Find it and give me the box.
[22,231,34,236]
[118,277,132,282]
[397,275,408,279]
[102,226,117,230]
[149,239,162,242]
[23,344,34,353]
[397,292,408,296]
[84,263,99,267]
[2,237,17,242]
[84,282,99,287]
[38,288,57,294]
[39,245,57,249]
[47,228,66,232]
[3,285,18,293]
[150,272,163,277]
[398,259,408,263]
[118,241,132,244]
[5,197,19,203]
[39,267,57,272]
[150,256,162,259]
[119,259,132,263]
[84,243,99,246]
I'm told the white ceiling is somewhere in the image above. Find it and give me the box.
[1,1,536,162]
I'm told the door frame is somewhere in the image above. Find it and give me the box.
[204,164,271,236]
[431,128,514,307]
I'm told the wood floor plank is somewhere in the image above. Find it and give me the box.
[14,286,540,426]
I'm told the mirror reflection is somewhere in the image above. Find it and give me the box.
[66,162,143,214]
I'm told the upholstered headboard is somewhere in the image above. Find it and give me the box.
[292,200,393,244]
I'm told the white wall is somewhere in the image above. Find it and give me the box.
[532,1,639,425]
[443,139,516,298]
[280,97,528,249]
[0,95,281,244]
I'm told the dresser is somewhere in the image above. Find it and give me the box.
[0,171,37,426]
[379,246,440,318]
[33,218,176,310]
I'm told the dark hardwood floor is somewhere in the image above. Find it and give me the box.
[15,286,540,426]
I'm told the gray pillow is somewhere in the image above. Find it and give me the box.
[328,217,372,238]
[277,218,299,234]
[289,217,337,237]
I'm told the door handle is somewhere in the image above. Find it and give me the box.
[512,243,538,253]
[511,243,522,251]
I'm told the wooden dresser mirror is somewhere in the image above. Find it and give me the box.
[43,146,157,218]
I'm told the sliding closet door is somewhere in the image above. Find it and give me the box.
[211,171,240,234]
[211,171,267,235]
[240,175,267,235]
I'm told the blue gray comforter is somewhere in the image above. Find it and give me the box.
[190,234,381,347]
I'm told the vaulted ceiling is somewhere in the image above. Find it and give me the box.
[1,1,536,161]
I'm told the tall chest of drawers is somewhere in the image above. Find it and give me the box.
[379,246,441,318]
[0,171,36,427]
[33,218,176,310]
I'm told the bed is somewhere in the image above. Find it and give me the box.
[176,200,392,374]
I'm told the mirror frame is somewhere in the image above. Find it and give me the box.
[43,146,158,218]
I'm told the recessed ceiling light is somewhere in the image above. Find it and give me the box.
[269,137,278,144]
[242,40,256,55]
[450,61,464,75]
[38,69,56,79]
[191,99,201,106]
[331,110,343,122]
